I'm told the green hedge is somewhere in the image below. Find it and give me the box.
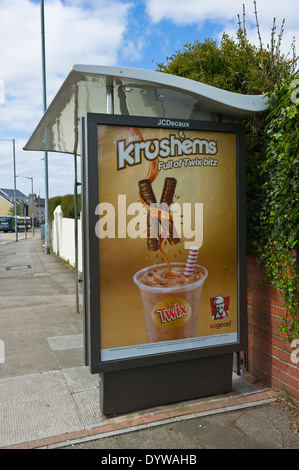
[49,196,61,219]
[49,194,81,219]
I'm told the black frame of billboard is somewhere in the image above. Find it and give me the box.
[81,113,247,374]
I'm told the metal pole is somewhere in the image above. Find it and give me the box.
[16,175,35,237]
[73,81,80,313]
[31,178,34,236]
[74,153,79,313]
[106,85,113,114]
[12,139,18,242]
[38,190,41,226]
[41,0,50,254]
[24,205,27,239]
[0,138,18,241]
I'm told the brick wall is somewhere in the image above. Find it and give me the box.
[246,251,299,402]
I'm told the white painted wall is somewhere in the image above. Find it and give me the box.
[52,205,82,272]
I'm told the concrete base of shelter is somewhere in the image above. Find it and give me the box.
[100,354,233,416]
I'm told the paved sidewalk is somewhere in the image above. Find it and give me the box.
[0,234,298,449]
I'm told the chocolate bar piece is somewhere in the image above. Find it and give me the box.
[160,177,180,245]
[160,177,177,205]
[138,179,159,251]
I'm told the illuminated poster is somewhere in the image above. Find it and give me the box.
[95,120,241,362]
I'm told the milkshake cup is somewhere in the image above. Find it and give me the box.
[133,263,208,343]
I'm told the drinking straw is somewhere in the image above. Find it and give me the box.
[184,246,199,276]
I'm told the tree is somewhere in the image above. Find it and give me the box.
[157,2,297,240]
[8,204,23,216]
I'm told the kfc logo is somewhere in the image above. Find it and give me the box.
[210,295,230,320]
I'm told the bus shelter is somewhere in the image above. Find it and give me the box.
[25,65,267,415]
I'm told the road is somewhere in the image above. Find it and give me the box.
[0,229,38,244]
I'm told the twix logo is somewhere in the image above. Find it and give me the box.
[157,303,189,323]
[152,298,192,328]
[117,131,218,170]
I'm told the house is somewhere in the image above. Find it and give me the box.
[27,194,45,225]
[0,189,45,225]
[0,188,27,217]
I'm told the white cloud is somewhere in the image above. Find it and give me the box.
[144,0,298,27]
[44,0,132,75]
[144,0,299,56]
[145,0,242,24]
[0,0,133,117]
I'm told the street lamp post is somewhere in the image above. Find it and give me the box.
[0,138,18,242]
[40,0,50,254]
[17,176,35,236]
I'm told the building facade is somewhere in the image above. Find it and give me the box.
[0,189,45,225]
[0,188,27,217]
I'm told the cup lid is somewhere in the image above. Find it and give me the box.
[133,263,208,293]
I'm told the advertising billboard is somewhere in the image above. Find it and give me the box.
[82,114,246,373]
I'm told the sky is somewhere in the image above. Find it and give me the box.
[0,0,298,198]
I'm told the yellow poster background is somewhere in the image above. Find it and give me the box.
[97,125,238,349]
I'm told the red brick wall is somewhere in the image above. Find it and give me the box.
[246,252,299,402]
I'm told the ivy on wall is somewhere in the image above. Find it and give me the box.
[257,77,299,341]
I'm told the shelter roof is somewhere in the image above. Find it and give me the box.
[24,65,268,155]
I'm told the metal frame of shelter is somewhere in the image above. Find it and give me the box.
[25,65,268,416]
